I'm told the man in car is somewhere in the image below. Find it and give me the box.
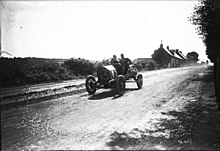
[119,53,132,74]
[110,55,119,64]
[110,55,122,75]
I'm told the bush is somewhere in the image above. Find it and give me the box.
[133,63,143,71]
[64,58,96,76]
[146,61,156,70]
[0,57,76,87]
[133,61,156,71]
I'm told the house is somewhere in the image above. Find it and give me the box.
[151,43,187,68]
[133,58,154,64]
[167,48,188,67]
[49,58,68,64]
[0,50,13,58]
[133,58,156,70]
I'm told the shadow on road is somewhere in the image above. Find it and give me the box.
[106,100,219,150]
[87,90,118,100]
[86,88,139,100]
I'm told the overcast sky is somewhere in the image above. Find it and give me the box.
[1,1,207,61]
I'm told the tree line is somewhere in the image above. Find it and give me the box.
[0,57,96,88]
[0,57,157,88]
[190,0,220,109]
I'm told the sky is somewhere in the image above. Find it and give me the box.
[1,1,208,62]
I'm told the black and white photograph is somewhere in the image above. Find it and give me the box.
[1,0,219,150]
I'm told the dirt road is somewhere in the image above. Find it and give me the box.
[1,65,219,150]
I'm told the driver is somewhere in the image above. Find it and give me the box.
[119,53,132,74]
[110,55,122,75]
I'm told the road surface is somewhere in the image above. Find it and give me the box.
[1,65,213,150]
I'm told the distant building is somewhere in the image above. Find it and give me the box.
[0,50,13,58]
[151,43,187,68]
[167,47,187,67]
[133,58,154,64]
[49,58,68,64]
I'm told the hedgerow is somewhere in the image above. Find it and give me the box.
[133,61,156,71]
[63,58,96,76]
[0,57,96,88]
[0,57,156,88]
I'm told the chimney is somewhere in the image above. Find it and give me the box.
[167,46,169,50]
[160,40,163,48]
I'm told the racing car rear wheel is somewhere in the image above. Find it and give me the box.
[136,74,143,89]
[85,75,96,95]
[116,75,126,95]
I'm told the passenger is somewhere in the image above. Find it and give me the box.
[119,53,132,74]
[110,55,119,64]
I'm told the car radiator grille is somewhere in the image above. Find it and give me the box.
[98,69,110,84]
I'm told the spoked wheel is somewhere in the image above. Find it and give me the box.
[116,75,126,95]
[136,74,143,89]
[85,75,96,95]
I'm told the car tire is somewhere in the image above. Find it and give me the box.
[85,75,96,95]
[136,74,143,89]
[116,75,126,95]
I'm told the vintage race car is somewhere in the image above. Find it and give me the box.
[85,62,143,95]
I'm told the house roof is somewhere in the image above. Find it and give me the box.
[176,51,187,60]
[168,49,185,60]
[157,43,174,57]
[163,48,174,57]
[156,46,172,57]
[173,52,183,60]
[160,47,183,60]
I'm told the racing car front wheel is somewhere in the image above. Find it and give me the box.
[136,74,143,89]
[85,75,96,95]
[116,75,126,95]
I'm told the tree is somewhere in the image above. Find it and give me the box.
[186,51,199,63]
[190,0,220,110]
[190,0,220,62]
